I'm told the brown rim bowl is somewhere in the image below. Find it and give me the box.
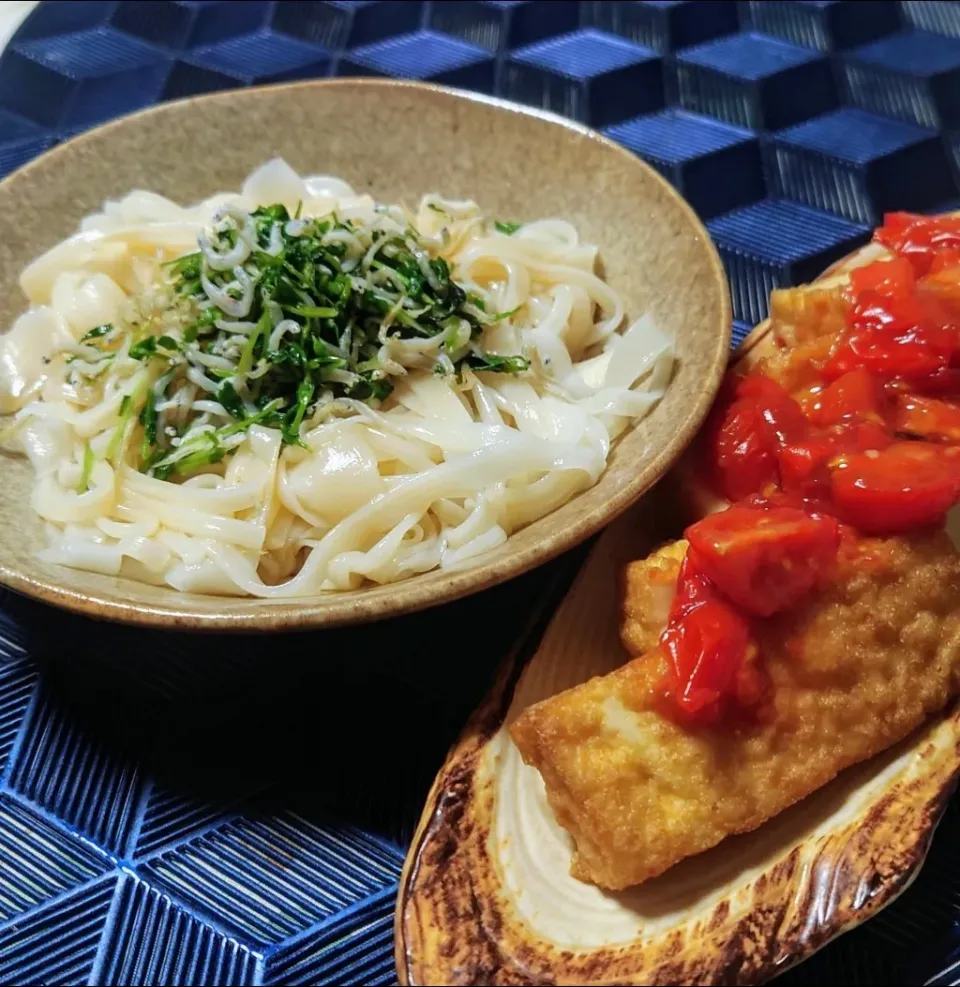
[0,79,730,631]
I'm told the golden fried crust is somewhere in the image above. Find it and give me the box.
[510,530,960,891]
[619,539,687,658]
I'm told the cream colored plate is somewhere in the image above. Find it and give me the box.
[397,496,960,985]
[397,234,960,985]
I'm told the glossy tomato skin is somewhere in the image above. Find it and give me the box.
[849,255,915,297]
[778,421,893,493]
[711,376,807,500]
[713,400,778,500]
[892,367,960,397]
[807,368,883,426]
[894,393,960,441]
[739,375,809,444]
[659,555,752,722]
[928,247,960,275]
[823,247,960,382]
[824,291,960,381]
[875,212,960,276]
[685,504,841,617]
[830,441,960,533]
[824,335,947,381]
[662,216,960,726]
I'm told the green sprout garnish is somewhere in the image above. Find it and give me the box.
[100,202,528,478]
[76,443,94,494]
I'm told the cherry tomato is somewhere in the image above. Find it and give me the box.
[668,548,713,611]
[737,375,809,444]
[858,291,960,345]
[928,247,960,276]
[895,367,960,397]
[894,394,960,442]
[825,331,955,381]
[659,555,752,720]
[875,212,960,276]
[778,420,893,491]
[825,290,960,381]
[665,211,960,728]
[713,400,779,500]
[684,504,841,617]
[916,280,960,344]
[741,489,836,518]
[808,368,883,426]
[711,375,807,500]
[830,441,960,533]
[878,212,922,234]
[849,257,915,298]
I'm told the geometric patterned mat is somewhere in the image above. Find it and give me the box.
[2,2,960,984]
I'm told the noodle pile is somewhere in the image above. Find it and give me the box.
[0,159,674,597]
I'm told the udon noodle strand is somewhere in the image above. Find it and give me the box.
[0,159,674,597]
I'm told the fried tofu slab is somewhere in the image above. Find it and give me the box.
[510,530,960,891]
[619,539,686,658]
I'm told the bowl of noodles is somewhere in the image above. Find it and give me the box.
[0,79,730,630]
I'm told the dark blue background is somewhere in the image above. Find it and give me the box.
[2,2,960,984]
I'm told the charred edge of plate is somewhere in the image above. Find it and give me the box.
[396,552,589,985]
[396,237,960,986]
[400,685,960,985]
[396,628,538,985]
[401,712,960,985]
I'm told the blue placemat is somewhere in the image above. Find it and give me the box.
[2,2,960,985]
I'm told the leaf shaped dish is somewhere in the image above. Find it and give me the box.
[395,239,960,986]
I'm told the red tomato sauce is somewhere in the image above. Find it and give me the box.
[659,212,960,724]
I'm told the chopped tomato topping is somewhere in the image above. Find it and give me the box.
[778,421,893,492]
[738,375,809,444]
[685,504,841,617]
[666,212,960,725]
[658,554,752,721]
[830,441,960,533]
[848,256,915,297]
[896,367,960,397]
[824,333,948,381]
[894,393,960,441]
[807,368,883,426]
[824,291,960,381]
[875,212,960,276]
[712,398,778,500]
[710,376,806,500]
[928,247,960,276]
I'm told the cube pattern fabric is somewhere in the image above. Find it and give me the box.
[2,2,960,985]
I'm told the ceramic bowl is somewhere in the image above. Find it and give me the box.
[0,79,729,631]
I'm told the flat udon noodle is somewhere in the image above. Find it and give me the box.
[2,158,674,597]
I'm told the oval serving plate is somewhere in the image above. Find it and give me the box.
[0,78,729,631]
[396,239,960,986]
